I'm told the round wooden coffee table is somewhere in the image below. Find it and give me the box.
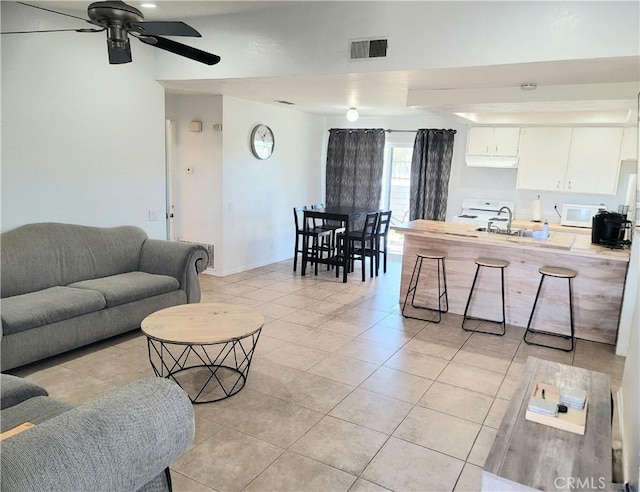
[141,303,264,404]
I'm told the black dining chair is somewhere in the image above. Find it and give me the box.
[310,203,345,261]
[374,210,392,275]
[292,206,332,273]
[337,211,379,281]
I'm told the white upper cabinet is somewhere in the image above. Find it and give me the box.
[467,127,520,157]
[516,127,572,192]
[517,127,624,195]
[620,127,638,160]
[565,128,623,195]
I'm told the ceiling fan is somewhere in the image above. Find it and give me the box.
[2,1,221,65]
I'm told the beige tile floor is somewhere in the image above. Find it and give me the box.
[12,255,626,492]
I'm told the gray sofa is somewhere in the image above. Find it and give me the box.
[0,374,194,491]
[1,222,209,371]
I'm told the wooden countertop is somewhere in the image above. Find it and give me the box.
[511,219,591,234]
[392,220,629,262]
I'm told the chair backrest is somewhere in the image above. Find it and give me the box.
[376,210,392,236]
[358,212,379,240]
[310,203,326,227]
[293,206,307,232]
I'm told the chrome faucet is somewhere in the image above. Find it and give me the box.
[486,220,498,234]
[498,206,513,234]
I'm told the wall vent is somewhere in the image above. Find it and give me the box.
[350,38,388,60]
[178,240,214,270]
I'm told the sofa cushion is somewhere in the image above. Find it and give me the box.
[1,396,73,433]
[69,272,180,308]
[1,223,148,298]
[1,287,106,336]
[0,375,48,410]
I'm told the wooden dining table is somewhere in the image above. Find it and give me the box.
[301,206,377,283]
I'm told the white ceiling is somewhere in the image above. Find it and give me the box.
[161,58,640,124]
[17,1,640,124]
[22,1,283,19]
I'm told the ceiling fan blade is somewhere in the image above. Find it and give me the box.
[107,39,132,64]
[139,36,220,66]
[1,28,102,34]
[17,1,92,23]
[129,21,201,37]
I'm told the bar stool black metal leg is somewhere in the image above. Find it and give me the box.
[500,266,506,334]
[441,258,449,314]
[462,265,481,332]
[402,257,423,316]
[463,264,506,336]
[568,277,575,351]
[525,274,545,336]
[524,274,575,352]
[402,255,447,323]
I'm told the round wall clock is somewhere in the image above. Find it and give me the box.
[250,124,275,160]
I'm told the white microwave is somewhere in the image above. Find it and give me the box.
[560,204,605,228]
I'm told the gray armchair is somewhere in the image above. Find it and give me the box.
[1,375,194,491]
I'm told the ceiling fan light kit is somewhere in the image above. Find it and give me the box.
[4,1,221,66]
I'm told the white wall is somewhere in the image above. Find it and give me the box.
[154,2,639,81]
[619,260,639,488]
[165,94,223,251]
[219,96,325,275]
[1,2,167,237]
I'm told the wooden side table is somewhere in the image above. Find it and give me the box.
[141,303,264,404]
[482,357,612,491]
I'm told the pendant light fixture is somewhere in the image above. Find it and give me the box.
[346,108,359,122]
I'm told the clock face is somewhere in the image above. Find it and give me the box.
[251,124,275,159]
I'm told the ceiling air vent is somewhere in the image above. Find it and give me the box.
[350,38,388,60]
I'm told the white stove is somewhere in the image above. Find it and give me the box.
[451,198,516,231]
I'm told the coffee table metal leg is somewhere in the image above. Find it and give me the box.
[146,329,262,404]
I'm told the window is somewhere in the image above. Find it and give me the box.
[381,144,413,253]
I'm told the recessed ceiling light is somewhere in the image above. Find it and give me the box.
[140,3,157,8]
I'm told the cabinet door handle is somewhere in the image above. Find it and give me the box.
[557,180,561,189]
[568,180,572,190]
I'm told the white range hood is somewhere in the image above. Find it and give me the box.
[465,155,519,168]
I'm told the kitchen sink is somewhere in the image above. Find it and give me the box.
[474,227,544,238]
[474,227,515,235]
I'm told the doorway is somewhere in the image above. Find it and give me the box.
[381,144,412,253]
[165,119,177,241]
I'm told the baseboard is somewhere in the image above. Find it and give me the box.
[615,388,626,485]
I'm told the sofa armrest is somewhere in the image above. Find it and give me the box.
[1,377,195,492]
[139,239,208,303]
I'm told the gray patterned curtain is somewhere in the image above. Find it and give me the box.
[409,129,456,221]
[325,129,385,208]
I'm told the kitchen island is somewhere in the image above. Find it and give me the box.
[393,220,630,345]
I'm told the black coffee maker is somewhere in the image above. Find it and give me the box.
[592,210,632,248]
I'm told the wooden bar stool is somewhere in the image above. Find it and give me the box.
[524,266,577,352]
[402,250,448,323]
[462,257,509,336]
